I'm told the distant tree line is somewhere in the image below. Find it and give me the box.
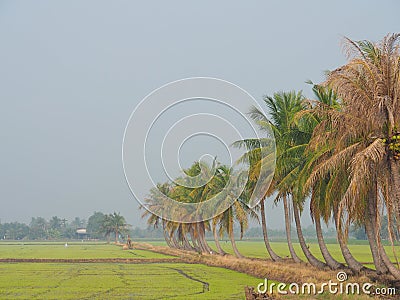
[1,211,384,241]
[0,212,129,242]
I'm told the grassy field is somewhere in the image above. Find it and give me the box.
[0,241,397,299]
[0,262,265,299]
[0,243,173,259]
[0,242,266,299]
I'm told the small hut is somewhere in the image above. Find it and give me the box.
[76,228,88,240]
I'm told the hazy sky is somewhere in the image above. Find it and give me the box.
[0,1,398,228]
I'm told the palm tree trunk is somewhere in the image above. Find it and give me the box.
[364,209,389,274]
[171,231,181,249]
[212,221,226,255]
[333,205,373,274]
[163,229,173,248]
[260,199,281,261]
[377,241,400,279]
[293,203,327,269]
[181,229,195,251]
[115,230,118,243]
[390,160,400,234]
[184,236,194,251]
[315,215,345,270]
[162,221,173,248]
[199,222,213,253]
[367,178,400,279]
[365,186,389,274]
[189,225,201,252]
[283,195,301,262]
[196,222,210,253]
[228,218,243,258]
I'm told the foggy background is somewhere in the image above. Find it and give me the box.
[0,1,398,228]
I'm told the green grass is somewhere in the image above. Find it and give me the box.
[209,240,399,266]
[0,243,173,259]
[0,241,397,299]
[0,242,269,299]
[0,262,264,299]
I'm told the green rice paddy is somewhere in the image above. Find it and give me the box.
[0,242,263,299]
[0,241,397,299]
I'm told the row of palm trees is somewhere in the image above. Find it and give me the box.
[141,34,400,279]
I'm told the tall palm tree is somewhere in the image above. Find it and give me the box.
[307,34,400,278]
[297,82,346,270]
[265,90,328,268]
[108,212,127,243]
[249,90,326,266]
[233,138,281,261]
[239,91,306,263]
[300,82,378,273]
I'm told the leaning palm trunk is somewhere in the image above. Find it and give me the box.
[390,160,400,234]
[260,199,281,261]
[293,203,327,269]
[364,197,389,274]
[315,215,345,270]
[212,221,226,255]
[333,206,373,274]
[283,195,301,262]
[228,218,243,258]
[199,221,214,253]
[182,232,195,251]
[189,226,201,252]
[162,221,173,248]
[194,223,207,252]
[229,229,243,258]
[377,241,400,279]
[170,231,181,249]
[163,229,173,248]
[366,185,400,277]
[196,222,213,253]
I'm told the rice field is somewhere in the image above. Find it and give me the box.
[0,241,397,299]
[0,242,264,299]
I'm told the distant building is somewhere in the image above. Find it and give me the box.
[76,228,88,239]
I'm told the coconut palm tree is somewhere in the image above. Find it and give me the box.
[248,90,326,266]
[233,138,282,261]
[307,34,400,278]
[264,90,329,268]
[295,82,346,270]
[241,91,306,263]
[209,165,253,258]
[108,212,128,243]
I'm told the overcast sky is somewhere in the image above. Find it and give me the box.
[0,1,398,228]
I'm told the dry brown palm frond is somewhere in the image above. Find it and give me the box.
[304,142,360,193]
[341,36,367,60]
[350,139,386,175]
[307,35,400,265]
[328,72,373,106]
[339,140,386,224]
[386,33,400,54]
